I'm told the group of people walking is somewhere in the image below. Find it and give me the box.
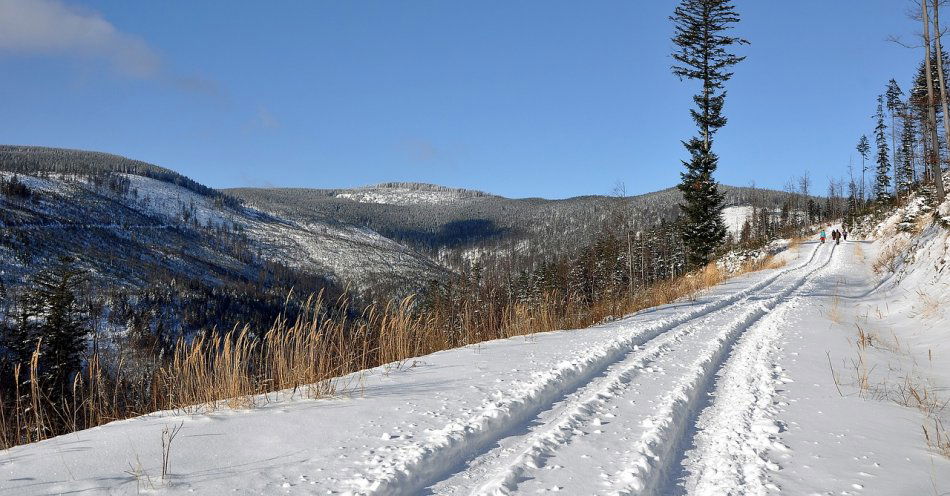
[819,226,847,245]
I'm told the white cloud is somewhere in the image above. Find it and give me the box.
[0,0,161,78]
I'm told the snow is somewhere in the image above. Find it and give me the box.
[125,175,443,286]
[0,172,441,288]
[721,205,754,237]
[335,186,481,206]
[124,174,239,228]
[3,212,950,494]
[0,171,62,194]
[162,181,438,287]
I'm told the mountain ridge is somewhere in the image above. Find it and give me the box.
[1,146,804,301]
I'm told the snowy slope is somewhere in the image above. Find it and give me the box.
[721,205,754,237]
[124,174,447,288]
[4,219,948,495]
[0,171,444,291]
[334,184,491,206]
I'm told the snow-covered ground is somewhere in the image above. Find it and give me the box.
[2,217,949,494]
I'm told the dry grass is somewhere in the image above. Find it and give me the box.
[841,320,950,460]
[828,289,842,324]
[893,376,949,416]
[161,422,184,482]
[923,419,950,458]
[753,255,787,272]
[853,242,865,263]
[872,238,909,274]
[852,352,875,397]
[855,324,875,351]
[0,254,782,450]
[914,290,942,319]
[787,237,804,252]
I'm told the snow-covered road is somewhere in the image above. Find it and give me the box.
[425,242,835,496]
[2,233,949,495]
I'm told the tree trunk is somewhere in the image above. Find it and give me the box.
[932,0,949,201]
[626,231,633,299]
[924,0,947,201]
[861,158,866,203]
[892,113,900,201]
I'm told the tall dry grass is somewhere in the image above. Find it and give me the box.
[0,256,781,450]
[872,238,909,274]
[924,419,950,458]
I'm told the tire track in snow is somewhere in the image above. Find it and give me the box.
[680,240,844,496]
[606,242,836,495]
[342,243,825,495]
[448,246,828,495]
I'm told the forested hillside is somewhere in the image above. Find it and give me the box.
[227,182,809,268]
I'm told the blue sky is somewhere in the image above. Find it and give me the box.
[0,0,923,198]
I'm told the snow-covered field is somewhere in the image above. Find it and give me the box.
[2,217,949,494]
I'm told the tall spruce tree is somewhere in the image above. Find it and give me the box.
[856,135,871,202]
[31,257,88,400]
[874,95,892,202]
[670,0,748,267]
[899,98,918,193]
[885,80,903,197]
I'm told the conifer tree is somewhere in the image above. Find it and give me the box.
[670,0,748,267]
[0,297,36,367]
[30,257,88,400]
[885,80,904,197]
[874,95,892,202]
[856,135,871,202]
[899,99,918,193]
[911,50,950,148]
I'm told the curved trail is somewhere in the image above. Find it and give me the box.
[343,241,836,495]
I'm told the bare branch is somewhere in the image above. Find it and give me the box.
[887,34,923,49]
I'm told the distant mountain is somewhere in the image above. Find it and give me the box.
[0,148,446,306]
[226,182,795,267]
[1,146,800,306]
[0,145,225,201]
